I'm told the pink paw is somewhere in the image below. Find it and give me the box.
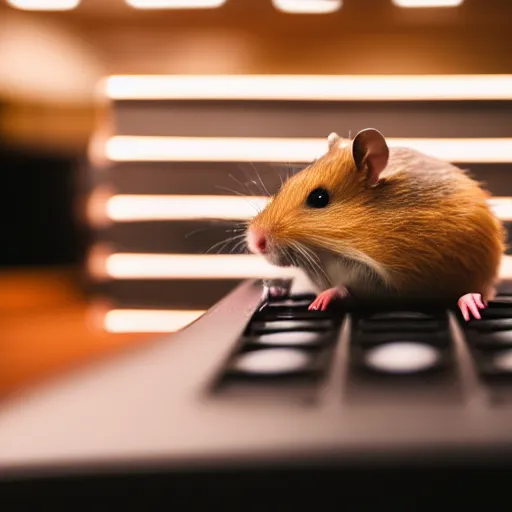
[308,287,349,311]
[458,293,487,321]
[269,286,288,297]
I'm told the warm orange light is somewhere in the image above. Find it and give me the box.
[501,256,512,280]
[102,253,297,280]
[272,0,342,14]
[393,0,463,7]
[6,0,80,10]
[103,75,512,101]
[90,251,512,281]
[105,136,512,164]
[125,0,226,8]
[489,197,512,222]
[104,309,205,333]
[102,194,512,223]
[106,194,268,222]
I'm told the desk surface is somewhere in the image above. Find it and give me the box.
[0,267,151,400]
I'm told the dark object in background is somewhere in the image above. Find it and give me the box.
[0,141,85,268]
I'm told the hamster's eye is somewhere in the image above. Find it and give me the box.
[306,187,330,208]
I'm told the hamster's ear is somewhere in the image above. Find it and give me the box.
[327,132,341,151]
[352,128,389,186]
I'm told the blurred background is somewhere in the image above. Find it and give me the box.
[1,0,512,398]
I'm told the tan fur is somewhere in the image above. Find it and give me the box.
[248,134,506,302]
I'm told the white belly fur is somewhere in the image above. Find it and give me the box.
[320,254,388,296]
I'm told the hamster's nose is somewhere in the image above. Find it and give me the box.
[247,227,268,254]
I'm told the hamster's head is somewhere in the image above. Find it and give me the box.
[245,128,390,268]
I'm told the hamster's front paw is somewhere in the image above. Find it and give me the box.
[269,286,288,297]
[308,286,349,311]
[458,293,487,321]
[263,279,289,299]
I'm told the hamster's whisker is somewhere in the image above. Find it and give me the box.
[215,185,247,197]
[184,227,209,239]
[204,233,246,255]
[214,186,262,215]
[289,241,314,276]
[278,172,284,190]
[225,219,248,233]
[230,238,247,255]
[228,173,255,197]
[186,220,246,241]
[293,241,330,286]
[248,162,271,197]
[297,247,319,281]
[308,249,331,285]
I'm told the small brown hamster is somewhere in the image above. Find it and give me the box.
[246,128,506,321]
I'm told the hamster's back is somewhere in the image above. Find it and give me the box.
[371,146,505,301]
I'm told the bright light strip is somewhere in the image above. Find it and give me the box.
[272,0,342,14]
[124,0,225,8]
[106,195,268,222]
[6,0,80,9]
[105,194,512,223]
[104,309,205,333]
[489,197,512,222]
[105,136,512,164]
[501,256,512,280]
[98,253,512,281]
[393,0,463,7]
[103,75,512,101]
[104,254,297,280]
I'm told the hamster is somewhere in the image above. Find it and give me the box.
[246,128,506,321]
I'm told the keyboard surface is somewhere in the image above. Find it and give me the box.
[2,276,512,481]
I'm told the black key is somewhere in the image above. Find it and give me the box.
[251,319,334,334]
[467,318,512,332]
[266,299,313,309]
[480,306,512,318]
[476,348,512,379]
[245,330,330,348]
[361,341,444,376]
[358,319,445,333]
[257,308,333,321]
[366,311,438,321]
[493,294,512,301]
[468,330,512,349]
[230,348,314,376]
[283,293,317,302]
[356,330,450,348]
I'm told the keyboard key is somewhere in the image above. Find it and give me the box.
[266,299,313,308]
[487,297,512,306]
[493,350,512,372]
[358,319,445,333]
[256,308,332,321]
[246,330,329,348]
[362,341,442,375]
[479,307,512,319]
[467,319,512,332]
[284,293,317,302]
[251,319,334,334]
[468,330,512,349]
[356,330,450,347]
[367,311,438,321]
[231,348,312,376]
[477,348,512,379]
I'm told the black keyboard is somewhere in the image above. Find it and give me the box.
[2,277,512,506]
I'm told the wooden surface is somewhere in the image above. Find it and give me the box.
[0,267,152,401]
